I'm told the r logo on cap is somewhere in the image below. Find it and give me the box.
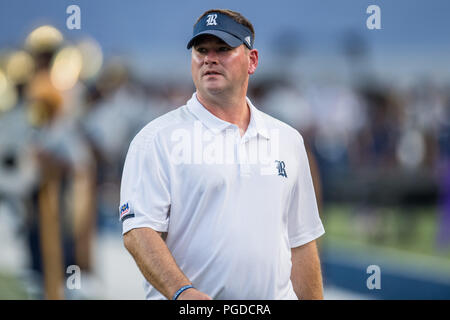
[206,14,218,26]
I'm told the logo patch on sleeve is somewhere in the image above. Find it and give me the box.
[119,202,134,222]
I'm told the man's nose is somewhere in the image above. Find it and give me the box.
[204,51,218,64]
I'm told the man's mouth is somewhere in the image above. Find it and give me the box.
[203,71,222,76]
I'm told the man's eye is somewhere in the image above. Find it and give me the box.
[196,48,207,53]
[219,47,231,52]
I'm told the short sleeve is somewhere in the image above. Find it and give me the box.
[287,135,325,247]
[119,135,171,235]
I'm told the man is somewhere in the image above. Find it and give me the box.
[121,9,325,300]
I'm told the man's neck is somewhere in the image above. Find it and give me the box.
[196,91,250,136]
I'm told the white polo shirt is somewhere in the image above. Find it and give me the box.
[120,93,325,300]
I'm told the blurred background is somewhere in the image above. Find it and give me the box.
[0,0,449,299]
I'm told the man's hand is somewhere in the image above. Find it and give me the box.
[177,287,212,300]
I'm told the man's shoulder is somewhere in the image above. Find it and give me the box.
[257,108,304,144]
[130,105,192,150]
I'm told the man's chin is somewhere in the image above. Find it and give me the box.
[203,85,226,95]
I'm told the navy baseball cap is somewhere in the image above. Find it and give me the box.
[187,12,254,50]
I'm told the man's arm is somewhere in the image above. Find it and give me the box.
[290,239,324,300]
[123,227,211,300]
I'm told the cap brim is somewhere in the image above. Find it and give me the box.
[187,30,243,49]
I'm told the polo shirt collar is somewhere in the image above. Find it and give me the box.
[186,92,270,140]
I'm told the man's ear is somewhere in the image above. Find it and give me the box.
[248,49,259,75]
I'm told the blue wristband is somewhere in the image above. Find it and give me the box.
[172,284,194,300]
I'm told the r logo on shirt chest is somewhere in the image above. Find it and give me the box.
[275,160,287,178]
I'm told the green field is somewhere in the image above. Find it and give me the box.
[0,272,28,299]
[321,204,450,274]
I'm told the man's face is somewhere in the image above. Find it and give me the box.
[191,35,258,96]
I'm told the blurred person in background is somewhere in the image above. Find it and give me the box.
[121,8,325,300]
[81,59,163,232]
[0,49,38,228]
[0,26,69,298]
[436,85,450,250]
[0,25,100,299]
[0,49,40,297]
